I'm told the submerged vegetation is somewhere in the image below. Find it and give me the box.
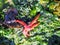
[0,0,60,45]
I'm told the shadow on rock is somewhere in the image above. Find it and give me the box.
[0,36,15,45]
[48,35,60,45]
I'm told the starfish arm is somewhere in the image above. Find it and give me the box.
[22,30,27,37]
[23,28,30,37]
[29,14,40,26]
[23,31,30,37]
[30,21,40,30]
[15,20,27,27]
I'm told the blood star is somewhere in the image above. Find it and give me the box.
[15,13,40,37]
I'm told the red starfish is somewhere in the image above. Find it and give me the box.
[15,13,40,37]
